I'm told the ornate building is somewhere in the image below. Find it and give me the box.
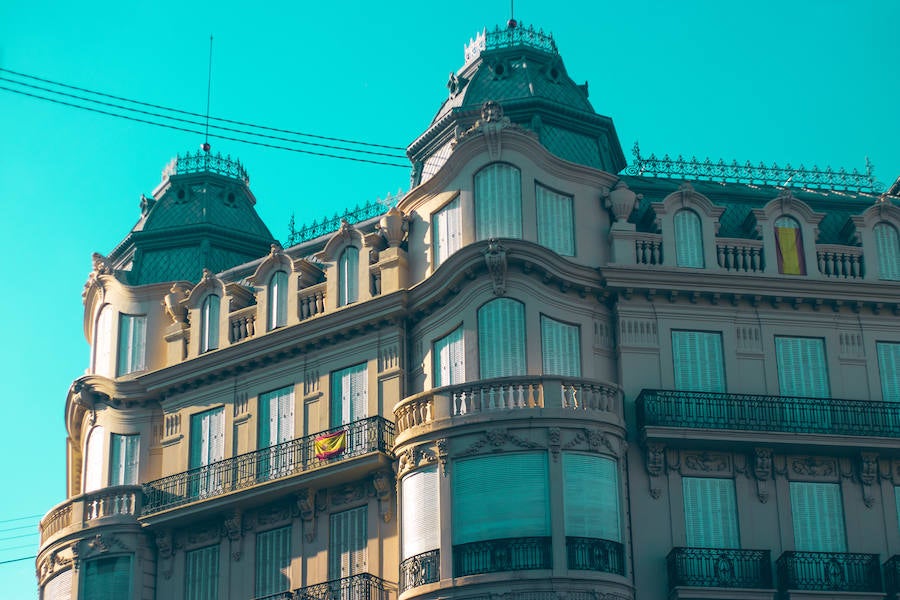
[37,20,900,600]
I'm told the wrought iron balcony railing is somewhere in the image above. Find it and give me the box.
[776,551,881,592]
[885,555,900,594]
[143,416,394,515]
[566,537,625,575]
[637,389,900,438]
[453,537,552,577]
[667,547,772,589]
[399,549,439,593]
[253,573,392,600]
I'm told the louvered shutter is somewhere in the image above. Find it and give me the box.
[84,426,105,492]
[452,452,549,544]
[339,248,359,306]
[536,184,575,256]
[110,434,139,486]
[350,365,367,422]
[776,337,830,398]
[258,392,273,449]
[682,477,739,548]
[878,343,900,402]
[478,299,526,379]
[278,388,295,442]
[790,482,846,552]
[330,506,368,579]
[433,197,461,267]
[268,271,288,330]
[895,487,900,536]
[563,453,620,541]
[434,327,465,387]
[81,556,131,600]
[475,163,522,240]
[93,306,113,377]
[185,545,219,600]
[117,314,147,376]
[42,569,72,600]
[402,466,440,559]
[672,331,725,392]
[209,408,225,462]
[255,526,292,597]
[674,210,704,267]
[541,316,581,377]
[201,295,220,353]
[875,223,900,281]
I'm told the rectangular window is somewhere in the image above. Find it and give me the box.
[790,481,846,552]
[541,315,581,377]
[536,184,575,256]
[878,342,900,402]
[93,306,114,377]
[81,555,131,600]
[258,386,296,479]
[331,364,368,427]
[330,506,368,580]
[776,337,830,398]
[433,327,465,388]
[563,453,619,541]
[432,196,461,268]
[683,477,739,548]
[478,298,526,379]
[185,545,219,600]
[475,163,522,240]
[116,314,146,376]
[402,466,440,560]
[189,407,226,497]
[672,331,725,392]
[255,526,292,597]
[109,433,139,486]
[674,210,704,267]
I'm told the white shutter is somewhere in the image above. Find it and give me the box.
[332,364,366,426]
[875,223,900,281]
[536,184,575,256]
[434,327,465,387]
[43,569,72,600]
[117,314,147,376]
[674,210,704,267]
[93,306,114,377]
[201,295,220,353]
[790,482,846,552]
[268,271,288,330]
[401,466,440,559]
[84,426,105,492]
[350,365,367,422]
[683,477,739,548]
[278,387,295,443]
[81,556,131,600]
[776,337,830,398]
[185,545,219,600]
[475,163,522,240]
[452,452,549,544]
[541,316,581,377]
[563,453,619,541]
[209,408,225,462]
[330,506,368,579]
[672,331,725,392]
[878,342,900,402]
[110,434,139,486]
[339,248,359,306]
[255,526,292,597]
[433,197,461,268]
[478,298,526,379]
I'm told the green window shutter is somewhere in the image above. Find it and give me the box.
[260,386,295,447]
[563,453,620,541]
[81,556,131,600]
[255,526,291,597]
[536,184,575,256]
[452,452,550,544]
[541,316,581,377]
[672,331,725,392]
[84,426,105,492]
[478,298,526,379]
[185,545,219,600]
[339,247,359,306]
[330,506,368,579]
[875,223,900,281]
[433,197,461,268]
[43,569,72,600]
[674,210,704,267]
[682,477,739,548]
[878,342,900,402]
[475,163,522,240]
[776,337,830,398]
[401,466,440,559]
[434,326,465,388]
[201,295,220,353]
[109,434,140,486]
[790,481,846,552]
[191,407,225,469]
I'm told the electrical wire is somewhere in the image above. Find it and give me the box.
[0,555,36,565]
[0,531,38,543]
[0,67,406,151]
[0,85,410,168]
[0,542,39,553]
[0,514,41,524]
[0,524,39,534]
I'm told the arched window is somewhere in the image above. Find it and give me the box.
[774,216,806,275]
[874,222,899,280]
[475,163,522,240]
[674,209,704,267]
[92,305,114,377]
[84,425,106,492]
[338,247,359,307]
[478,298,526,378]
[267,271,288,330]
[200,294,220,353]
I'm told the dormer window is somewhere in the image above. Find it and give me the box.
[674,209,704,268]
[475,163,522,240]
[200,294,220,353]
[338,247,359,306]
[267,271,288,330]
[774,216,806,275]
[874,222,899,280]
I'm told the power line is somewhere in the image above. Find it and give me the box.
[0,67,407,151]
[0,524,39,534]
[0,85,410,168]
[0,514,41,524]
[0,542,39,553]
[0,555,35,566]
[0,531,38,543]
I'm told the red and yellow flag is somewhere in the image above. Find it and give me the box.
[314,430,347,460]
[775,226,805,275]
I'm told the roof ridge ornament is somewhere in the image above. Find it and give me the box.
[463,23,558,65]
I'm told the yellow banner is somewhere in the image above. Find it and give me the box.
[314,430,346,460]
[776,226,802,275]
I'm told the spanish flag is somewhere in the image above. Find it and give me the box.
[775,226,806,275]
[314,430,347,460]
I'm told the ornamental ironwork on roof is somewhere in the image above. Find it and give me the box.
[162,150,250,185]
[287,192,402,246]
[464,23,558,64]
[625,142,883,194]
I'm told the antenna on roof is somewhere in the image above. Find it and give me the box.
[202,35,213,153]
[507,0,517,28]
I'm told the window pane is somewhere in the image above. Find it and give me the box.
[84,426,105,492]
[475,163,522,240]
[563,453,619,541]
[93,306,114,377]
[109,433,139,486]
[255,526,291,597]
[674,210,704,267]
[878,342,900,402]
[541,316,581,377]
[117,314,147,376]
[672,331,725,392]
[185,545,219,600]
[478,298,526,379]
[433,196,461,267]
[790,482,846,552]
[875,223,900,281]
[776,337,830,398]
[201,295,220,353]
[434,327,465,387]
[43,569,72,600]
[81,555,131,600]
[330,506,367,579]
[331,364,367,427]
[536,184,574,256]
[339,247,360,306]
[268,271,288,330]
[683,477,739,548]
[402,466,440,559]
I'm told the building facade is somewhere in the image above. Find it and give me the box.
[36,22,900,600]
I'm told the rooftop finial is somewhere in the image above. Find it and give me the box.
[507,0,517,28]
[202,35,213,154]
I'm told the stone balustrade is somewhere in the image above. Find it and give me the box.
[298,283,327,321]
[716,238,764,273]
[634,234,663,265]
[39,485,143,545]
[816,244,864,279]
[229,305,257,343]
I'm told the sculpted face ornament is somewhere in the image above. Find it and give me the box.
[481,100,503,122]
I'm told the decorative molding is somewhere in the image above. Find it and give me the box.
[593,320,613,350]
[304,369,320,396]
[459,428,541,457]
[839,331,865,358]
[788,456,838,481]
[252,501,293,529]
[548,427,561,462]
[233,392,249,417]
[378,343,400,373]
[483,239,508,296]
[330,483,367,508]
[222,509,243,561]
[681,451,731,475]
[859,452,878,509]
[618,318,658,347]
[753,448,773,503]
[295,488,318,542]
[736,326,763,353]
[436,438,448,477]
[645,442,665,499]
[372,471,394,523]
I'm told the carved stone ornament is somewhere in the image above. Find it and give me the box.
[222,509,243,561]
[460,428,540,457]
[860,452,878,509]
[790,456,837,480]
[753,448,773,503]
[548,427,561,462]
[682,451,731,475]
[331,483,366,507]
[372,471,394,523]
[483,239,508,296]
[163,282,190,324]
[437,439,449,476]
[296,488,318,542]
[601,181,642,223]
[645,442,665,499]
[377,206,408,248]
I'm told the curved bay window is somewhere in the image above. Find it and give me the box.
[563,453,624,574]
[400,466,441,591]
[200,294,220,353]
[674,209,704,268]
[478,298,526,379]
[338,246,359,307]
[874,222,899,280]
[267,271,288,330]
[774,216,806,275]
[475,163,522,241]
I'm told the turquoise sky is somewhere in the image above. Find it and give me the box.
[1,1,898,597]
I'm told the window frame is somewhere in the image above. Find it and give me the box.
[673,209,705,268]
[200,294,220,353]
[774,215,806,275]
[535,181,575,256]
[540,314,581,378]
[874,222,900,281]
[474,162,523,241]
[267,270,288,331]
[338,246,360,307]
[477,298,527,379]
[432,194,462,268]
[433,325,465,388]
[116,313,147,376]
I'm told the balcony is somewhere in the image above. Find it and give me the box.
[39,485,143,547]
[637,389,900,450]
[399,549,439,593]
[453,537,552,577]
[885,555,900,595]
[143,416,394,516]
[776,552,881,593]
[667,548,772,590]
[253,573,393,600]
[567,537,625,575]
